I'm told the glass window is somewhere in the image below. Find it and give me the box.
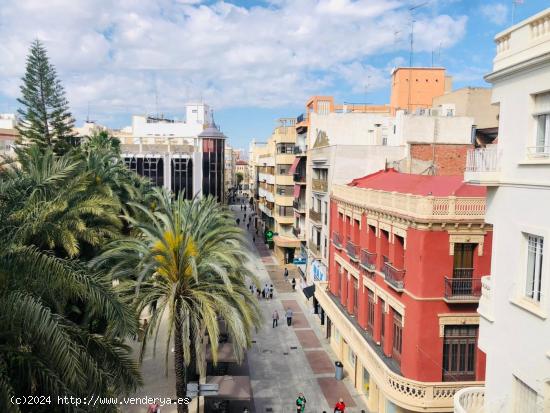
[442,325,478,381]
[525,234,544,302]
[362,368,370,397]
[536,114,550,153]
[392,312,403,364]
[348,347,355,367]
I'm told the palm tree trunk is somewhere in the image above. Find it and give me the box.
[174,301,188,413]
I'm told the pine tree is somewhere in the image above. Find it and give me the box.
[17,39,78,155]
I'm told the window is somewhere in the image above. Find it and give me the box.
[348,347,356,367]
[525,234,544,302]
[513,376,538,413]
[367,290,375,335]
[362,368,370,397]
[392,312,403,363]
[277,164,291,175]
[442,325,478,381]
[353,278,359,315]
[324,236,327,258]
[536,114,550,154]
[380,299,385,347]
[324,201,328,224]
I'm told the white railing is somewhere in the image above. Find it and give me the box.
[454,387,485,413]
[315,283,483,411]
[466,146,500,172]
[495,33,510,54]
[530,13,550,40]
[477,276,493,322]
[331,185,486,221]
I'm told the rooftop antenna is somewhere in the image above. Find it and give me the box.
[407,1,429,112]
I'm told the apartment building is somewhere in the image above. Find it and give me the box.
[456,9,550,413]
[225,144,236,196]
[116,103,226,202]
[294,86,487,288]
[249,139,267,210]
[256,118,299,262]
[314,169,491,413]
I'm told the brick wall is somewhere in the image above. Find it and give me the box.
[410,143,472,176]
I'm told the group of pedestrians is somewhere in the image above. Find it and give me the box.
[249,283,274,300]
[271,307,294,328]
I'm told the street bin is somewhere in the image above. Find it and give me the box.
[335,361,344,380]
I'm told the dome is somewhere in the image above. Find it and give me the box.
[198,124,226,139]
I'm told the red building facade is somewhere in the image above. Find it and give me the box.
[315,169,492,412]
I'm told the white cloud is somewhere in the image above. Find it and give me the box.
[480,3,508,26]
[0,0,469,124]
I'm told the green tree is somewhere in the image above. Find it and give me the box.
[17,40,78,155]
[0,152,142,412]
[235,172,243,188]
[94,190,261,413]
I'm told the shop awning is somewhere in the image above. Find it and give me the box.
[303,284,316,299]
[293,184,301,198]
[288,157,300,175]
[206,375,252,400]
[273,236,302,248]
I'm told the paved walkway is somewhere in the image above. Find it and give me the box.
[232,201,369,413]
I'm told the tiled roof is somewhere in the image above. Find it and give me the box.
[348,168,486,197]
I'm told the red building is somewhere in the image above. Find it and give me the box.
[313,169,492,413]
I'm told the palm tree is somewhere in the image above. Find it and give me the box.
[94,189,261,413]
[0,151,143,411]
[2,146,122,259]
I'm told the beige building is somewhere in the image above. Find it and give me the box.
[0,114,18,157]
[224,144,236,196]
[432,87,499,130]
[256,118,301,262]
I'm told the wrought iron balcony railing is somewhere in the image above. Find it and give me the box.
[309,208,321,223]
[346,239,359,261]
[332,232,342,249]
[360,249,377,271]
[312,178,328,192]
[383,262,405,291]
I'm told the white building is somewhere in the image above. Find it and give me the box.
[457,8,550,413]
[0,114,17,155]
[118,103,226,202]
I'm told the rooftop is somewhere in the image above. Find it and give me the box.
[348,169,486,197]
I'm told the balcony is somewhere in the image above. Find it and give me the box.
[296,113,309,124]
[345,239,359,262]
[332,232,342,250]
[293,199,306,213]
[383,262,405,291]
[332,185,486,222]
[315,283,483,413]
[293,145,307,156]
[293,172,306,184]
[444,269,482,303]
[292,226,305,239]
[464,146,500,186]
[309,239,321,257]
[312,178,328,193]
[360,249,377,271]
[309,208,322,224]
[453,387,485,413]
[477,276,493,322]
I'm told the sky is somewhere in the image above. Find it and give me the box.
[0,0,548,152]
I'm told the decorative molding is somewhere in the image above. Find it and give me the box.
[363,275,406,326]
[449,234,486,256]
[438,313,480,337]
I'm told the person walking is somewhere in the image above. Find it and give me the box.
[269,284,274,300]
[334,398,346,413]
[295,393,306,413]
[291,277,296,291]
[284,267,289,282]
[272,310,279,328]
[286,307,293,326]
[247,223,250,230]
[244,213,247,220]
[253,235,256,243]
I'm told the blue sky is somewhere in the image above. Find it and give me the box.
[0,0,548,153]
